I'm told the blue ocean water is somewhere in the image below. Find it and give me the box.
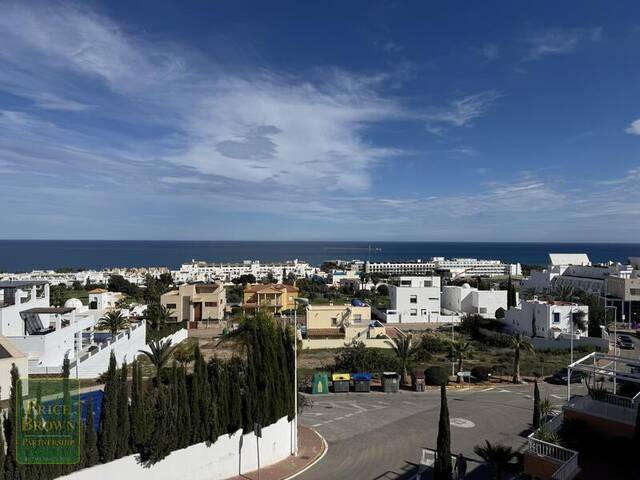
[0,240,639,272]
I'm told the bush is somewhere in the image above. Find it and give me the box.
[418,333,450,354]
[333,340,398,373]
[424,366,449,386]
[471,365,491,381]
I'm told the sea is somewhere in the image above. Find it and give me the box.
[0,240,639,272]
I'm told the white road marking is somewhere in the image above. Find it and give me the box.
[498,389,512,393]
[311,423,323,427]
[551,394,564,399]
[481,387,495,392]
[344,413,353,417]
[403,401,416,405]
[335,416,344,421]
[523,395,532,399]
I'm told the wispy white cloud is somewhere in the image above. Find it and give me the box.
[625,119,640,135]
[481,43,499,61]
[522,27,602,62]
[425,90,502,134]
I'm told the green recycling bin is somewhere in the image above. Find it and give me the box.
[312,372,329,394]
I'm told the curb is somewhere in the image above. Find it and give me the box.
[283,428,328,480]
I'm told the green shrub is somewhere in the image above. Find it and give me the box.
[471,365,491,381]
[425,366,449,386]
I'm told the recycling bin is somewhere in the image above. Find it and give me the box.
[332,373,351,393]
[412,370,425,392]
[382,372,400,393]
[352,372,372,392]
[311,372,329,395]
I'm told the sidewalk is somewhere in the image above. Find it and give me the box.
[227,425,326,480]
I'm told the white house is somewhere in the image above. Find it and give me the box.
[386,276,441,323]
[88,288,123,310]
[0,281,147,377]
[330,270,360,287]
[502,299,589,339]
[441,284,508,319]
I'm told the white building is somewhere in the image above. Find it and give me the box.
[364,257,520,278]
[441,284,509,319]
[502,299,588,339]
[173,259,318,284]
[88,288,123,310]
[0,281,146,377]
[521,253,632,296]
[329,270,360,287]
[386,276,441,324]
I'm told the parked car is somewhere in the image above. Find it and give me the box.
[549,368,583,384]
[617,336,635,350]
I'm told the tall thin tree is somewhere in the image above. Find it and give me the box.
[116,360,130,458]
[98,352,119,463]
[433,384,452,480]
[532,379,541,429]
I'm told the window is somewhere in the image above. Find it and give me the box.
[410,295,417,304]
[423,281,432,287]
[401,280,412,286]
[410,309,417,316]
[553,312,560,323]
[205,302,217,307]
[166,303,177,309]
[331,318,338,326]
[421,309,427,316]
[631,289,640,296]
[353,314,362,323]
[479,307,487,314]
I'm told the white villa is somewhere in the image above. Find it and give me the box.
[501,299,589,339]
[441,283,509,319]
[386,276,441,323]
[0,280,146,378]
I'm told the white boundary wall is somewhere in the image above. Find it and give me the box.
[60,415,294,480]
[139,328,188,353]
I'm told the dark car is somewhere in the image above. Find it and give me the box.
[617,336,635,349]
[549,368,583,384]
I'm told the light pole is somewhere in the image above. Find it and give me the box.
[451,322,455,376]
[292,297,308,456]
[605,305,617,393]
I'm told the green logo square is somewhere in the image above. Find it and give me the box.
[17,378,81,464]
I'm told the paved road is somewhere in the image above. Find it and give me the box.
[299,382,578,480]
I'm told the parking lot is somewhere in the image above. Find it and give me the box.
[298,381,578,480]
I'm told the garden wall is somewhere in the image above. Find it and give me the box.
[60,415,294,480]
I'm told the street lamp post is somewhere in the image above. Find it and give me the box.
[292,297,308,456]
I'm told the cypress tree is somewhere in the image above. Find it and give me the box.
[4,363,24,480]
[533,379,541,429]
[98,351,119,463]
[139,385,173,464]
[227,358,243,433]
[0,410,4,480]
[116,360,130,458]
[82,397,99,468]
[434,385,452,480]
[175,364,192,448]
[189,345,203,443]
[130,360,147,452]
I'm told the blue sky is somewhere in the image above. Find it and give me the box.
[1,1,639,242]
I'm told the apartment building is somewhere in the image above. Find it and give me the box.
[242,283,298,315]
[173,259,317,284]
[364,257,520,278]
[502,299,588,339]
[386,276,441,324]
[88,288,123,310]
[161,283,226,323]
[441,284,508,319]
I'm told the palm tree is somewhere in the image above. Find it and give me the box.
[98,310,129,337]
[538,397,554,423]
[173,339,197,367]
[572,309,587,335]
[389,333,417,384]
[138,339,176,379]
[553,284,575,302]
[510,334,534,383]
[473,441,518,480]
[451,341,473,383]
[144,304,173,331]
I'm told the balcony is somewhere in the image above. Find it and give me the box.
[525,413,580,480]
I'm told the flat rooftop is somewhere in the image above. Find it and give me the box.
[0,281,48,288]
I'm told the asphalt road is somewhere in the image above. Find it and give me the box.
[298,381,578,480]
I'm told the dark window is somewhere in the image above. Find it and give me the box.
[166,303,177,309]
[205,302,217,307]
